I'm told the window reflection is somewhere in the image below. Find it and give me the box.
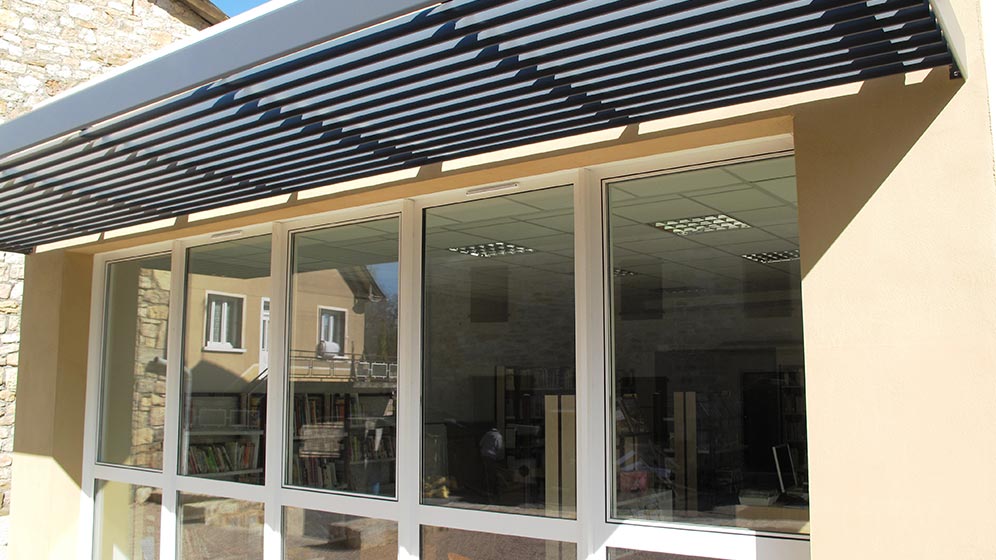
[422,186,576,518]
[180,236,271,485]
[608,157,809,534]
[286,219,399,496]
[421,526,575,560]
[608,549,721,560]
[178,494,262,560]
[98,254,171,470]
[94,481,161,560]
[283,508,397,559]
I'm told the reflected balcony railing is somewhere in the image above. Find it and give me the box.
[288,349,398,384]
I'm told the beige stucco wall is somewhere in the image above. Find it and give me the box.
[10,250,91,560]
[9,1,996,559]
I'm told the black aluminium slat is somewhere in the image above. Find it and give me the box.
[0,0,733,190]
[0,0,532,172]
[0,33,951,242]
[0,2,955,252]
[0,0,637,181]
[33,48,951,247]
[4,19,943,227]
[14,0,918,202]
[0,0,927,212]
[0,17,936,233]
[2,43,951,248]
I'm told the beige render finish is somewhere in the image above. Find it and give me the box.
[9,0,996,559]
[0,0,219,514]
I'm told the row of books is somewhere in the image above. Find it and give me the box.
[291,456,342,489]
[187,441,256,474]
[500,366,576,391]
[293,393,395,434]
[503,393,548,420]
[351,428,394,462]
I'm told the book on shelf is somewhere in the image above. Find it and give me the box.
[187,441,256,475]
[292,456,340,489]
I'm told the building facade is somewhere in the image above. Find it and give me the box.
[0,1,994,560]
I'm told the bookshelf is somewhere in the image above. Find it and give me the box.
[615,390,674,520]
[290,387,396,495]
[495,366,575,512]
[183,393,265,483]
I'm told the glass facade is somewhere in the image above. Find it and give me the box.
[282,508,397,559]
[607,157,808,533]
[180,235,272,484]
[608,550,720,560]
[422,186,576,518]
[421,526,576,560]
[88,152,809,560]
[178,494,264,560]
[98,254,171,469]
[94,481,161,560]
[286,218,399,496]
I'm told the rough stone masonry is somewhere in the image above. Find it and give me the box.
[0,0,222,513]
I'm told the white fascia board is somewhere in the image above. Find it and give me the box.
[929,0,968,78]
[0,0,438,160]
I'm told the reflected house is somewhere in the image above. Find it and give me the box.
[2,1,996,560]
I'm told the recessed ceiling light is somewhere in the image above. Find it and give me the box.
[613,268,637,277]
[741,250,800,264]
[448,242,535,258]
[653,214,751,236]
[659,286,706,295]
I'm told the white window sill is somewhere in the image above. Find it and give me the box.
[203,345,246,354]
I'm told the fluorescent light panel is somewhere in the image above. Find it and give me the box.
[653,214,751,236]
[741,249,800,264]
[448,242,534,258]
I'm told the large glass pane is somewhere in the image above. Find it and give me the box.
[283,508,397,559]
[422,186,576,518]
[608,156,809,534]
[421,526,575,560]
[286,218,399,496]
[608,549,720,560]
[180,236,271,484]
[98,254,171,469]
[94,481,161,560]
[178,493,263,560]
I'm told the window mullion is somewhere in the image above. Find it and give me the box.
[575,168,609,560]
[264,223,290,560]
[160,240,186,560]
[397,198,421,560]
[78,252,108,560]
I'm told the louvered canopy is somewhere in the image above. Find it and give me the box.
[0,0,956,253]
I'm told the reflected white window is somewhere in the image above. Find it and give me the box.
[317,306,346,355]
[205,292,244,351]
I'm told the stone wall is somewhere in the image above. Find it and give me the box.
[0,0,215,124]
[0,0,219,513]
[0,254,22,514]
[131,267,170,470]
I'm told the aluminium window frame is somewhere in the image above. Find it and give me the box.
[79,133,809,560]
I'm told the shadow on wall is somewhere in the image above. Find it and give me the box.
[792,67,962,277]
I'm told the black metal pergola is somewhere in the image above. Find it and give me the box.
[0,0,956,253]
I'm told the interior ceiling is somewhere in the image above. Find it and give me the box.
[0,0,954,254]
[609,155,800,290]
[423,156,800,296]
